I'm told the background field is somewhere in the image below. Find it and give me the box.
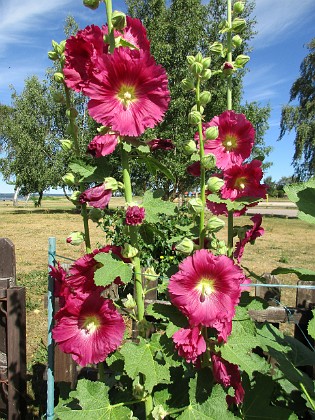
[1,196,314,415]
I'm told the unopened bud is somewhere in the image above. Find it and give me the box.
[83,0,100,10]
[234,54,250,68]
[62,172,75,186]
[133,378,146,400]
[175,237,194,255]
[232,18,246,33]
[222,62,234,75]
[207,216,225,232]
[66,107,78,119]
[199,91,212,106]
[52,92,65,103]
[183,140,197,155]
[205,126,219,140]
[60,139,73,151]
[232,35,242,48]
[181,78,195,91]
[122,243,138,259]
[202,57,211,69]
[70,191,81,205]
[188,198,203,214]
[201,69,212,80]
[112,10,127,30]
[188,111,202,125]
[104,177,118,191]
[201,154,216,170]
[187,55,195,65]
[195,52,203,63]
[124,293,137,309]
[209,42,224,54]
[217,240,228,255]
[66,231,85,246]
[143,266,159,282]
[53,72,64,83]
[152,405,168,420]
[207,176,224,193]
[233,1,245,14]
[88,208,103,222]
[97,125,110,134]
[190,62,203,75]
[48,51,59,61]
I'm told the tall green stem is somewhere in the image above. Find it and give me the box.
[104,0,115,53]
[196,78,206,249]
[227,0,233,111]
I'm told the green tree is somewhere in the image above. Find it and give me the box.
[0,76,67,205]
[279,38,315,180]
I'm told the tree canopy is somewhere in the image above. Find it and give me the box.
[280,38,315,180]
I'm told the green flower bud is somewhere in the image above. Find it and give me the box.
[234,54,250,68]
[104,177,119,191]
[51,40,59,52]
[190,61,203,76]
[191,104,204,114]
[201,154,216,170]
[201,69,212,80]
[52,92,65,104]
[181,78,195,91]
[66,107,78,119]
[143,266,159,282]
[83,0,100,10]
[195,52,203,63]
[70,191,81,205]
[183,140,197,155]
[187,55,195,65]
[188,110,202,125]
[175,237,194,255]
[124,293,137,309]
[53,72,64,83]
[88,208,103,222]
[232,34,242,48]
[48,51,59,61]
[59,40,66,53]
[209,41,224,54]
[66,231,85,246]
[152,405,168,420]
[202,57,211,69]
[97,125,110,134]
[222,62,234,75]
[62,172,75,186]
[122,243,138,258]
[60,139,73,151]
[205,126,219,140]
[199,91,212,106]
[207,176,224,193]
[207,216,225,233]
[233,1,245,14]
[188,198,203,214]
[112,10,127,30]
[133,377,146,400]
[232,18,246,33]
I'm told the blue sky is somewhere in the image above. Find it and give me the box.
[0,0,314,193]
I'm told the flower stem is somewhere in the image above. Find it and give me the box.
[104,0,115,54]
[227,0,233,111]
[227,210,234,257]
[145,395,154,418]
[98,362,106,382]
[300,382,315,411]
[196,78,206,249]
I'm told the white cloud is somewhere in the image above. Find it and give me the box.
[251,0,315,48]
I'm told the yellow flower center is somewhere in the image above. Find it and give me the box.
[117,84,137,108]
[82,315,101,334]
[195,278,215,302]
[222,133,238,152]
[234,177,247,190]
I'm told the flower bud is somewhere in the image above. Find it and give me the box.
[66,231,85,246]
[209,41,224,54]
[53,72,64,83]
[124,293,137,309]
[112,10,127,30]
[104,177,118,191]
[70,191,81,205]
[133,377,146,400]
[233,1,245,14]
[195,52,203,63]
[207,176,224,193]
[190,62,203,76]
[88,207,103,222]
[175,237,194,255]
[60,139,73,151]
[48,51,59,61]
[201,69,212,80]
[232,18,246,33]
[143,266,159,282]
[201,154,216,170]
[66,107,78,119]
[152,405,168,420]
[181,78,195,91]
[83,0,100,9]
[232,35,242,48]
[97,125,110,134]
[188,198,203,214]
[222,62,234,75]
[122,243,138,259]
[202,57,211,69]
[52,92,65,104]
[183,140,197,155]
[62,172,75,186]
[199,91,212,106]
[187,55,195,65]
[188,111,202,125]
[59,40,66,53]
[234,54,250,68]
[205,126,219,140]
[207,216,225,233]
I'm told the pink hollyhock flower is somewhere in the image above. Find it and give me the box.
[49,263,71,306]
[87,133,119,157]
[53,290,125,366]
[234,214,264,263]
[147,138,174,151]
[196,111,255,169]
[84,47,170,137]
[187,161,201,177]
[211,353,245,405]
[168,249,245,336]
[79,184,112,209]
[221,160,267,200]
[125,205,145,225]
[173,326,206,364]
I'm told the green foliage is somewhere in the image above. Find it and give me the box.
[285,178,315,224]
[142,190,176,223]
[94,253,133,286]
[308,310,315,340]
[271,266,315,281]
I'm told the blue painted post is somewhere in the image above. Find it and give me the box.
[47,237,56,420]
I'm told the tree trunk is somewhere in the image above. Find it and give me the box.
[13,187,20,207]
[37,191,43,207]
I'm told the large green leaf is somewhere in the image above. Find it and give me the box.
[139,156,176,182]
[285,179,315,224]
[271,266,315,281]
[308,309,315,339]
[206,193,261,211]
[55,379,133,419]
[142,190,176,224]
[69,160,96,181]
[94,252,133,287]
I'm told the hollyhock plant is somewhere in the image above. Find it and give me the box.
[79,183,112,209]
[84,47,170,137]
[125,205,145,226]
[197,110,255,169]
[173,326,206,364]
[87,132,119,157]
[211,353,245,405]
[221,160,267,200]
[234,214,264,263]
[53,290,125,366]
[168,249,246,335]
